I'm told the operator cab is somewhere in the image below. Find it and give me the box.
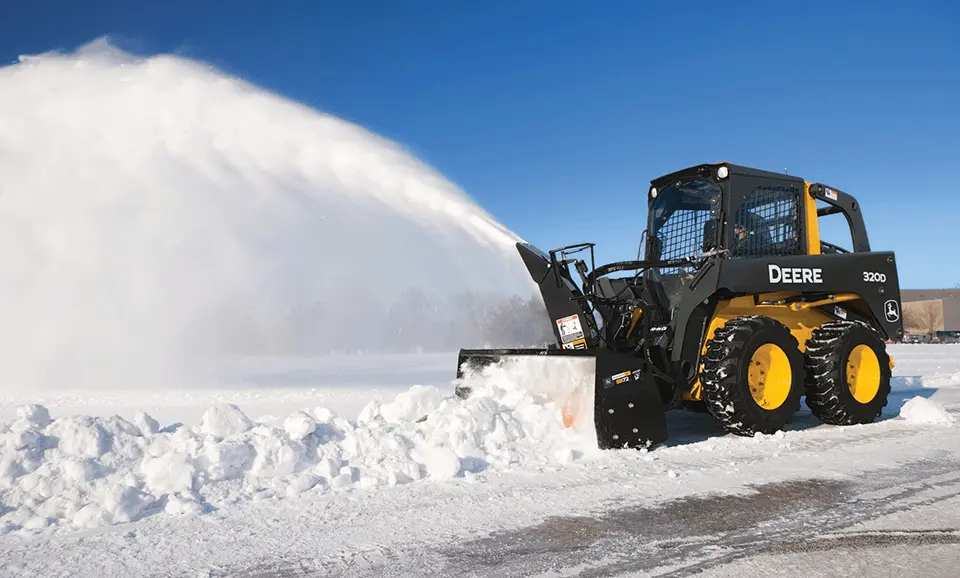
[643,163,808,313]
[640,162,873,320]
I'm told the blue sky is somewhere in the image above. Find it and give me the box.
[3,0,959,288]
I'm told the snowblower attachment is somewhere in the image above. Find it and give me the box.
[454,242,669,449]
[456,347,667,449]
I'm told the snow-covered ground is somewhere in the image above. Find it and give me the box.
[1,344,959,577]
[4,40,953,577]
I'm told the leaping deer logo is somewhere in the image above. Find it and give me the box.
[884,300,900,322]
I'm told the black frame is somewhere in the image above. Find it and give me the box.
[809,182,871,252]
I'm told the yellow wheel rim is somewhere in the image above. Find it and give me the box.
[847,344,881,404]
[748,343,792,410]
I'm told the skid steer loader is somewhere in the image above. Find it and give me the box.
[455,162,903,449]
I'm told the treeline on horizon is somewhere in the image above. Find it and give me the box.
[200,288,558,356]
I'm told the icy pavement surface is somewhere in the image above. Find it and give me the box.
[0,345,958,577]
[438,462,960,578]
[219,462,960,578]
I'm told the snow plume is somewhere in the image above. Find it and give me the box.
[0,363,600,535]
[0,38,538,391]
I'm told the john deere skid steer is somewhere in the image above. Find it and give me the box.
[455,163,903,449]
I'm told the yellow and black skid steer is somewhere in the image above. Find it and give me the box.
[455,162,903,449]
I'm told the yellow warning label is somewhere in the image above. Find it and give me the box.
[562,338,588,350]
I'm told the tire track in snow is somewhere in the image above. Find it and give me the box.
[778,528,960,553]
[218,457,960,578]
[440,458,960,577]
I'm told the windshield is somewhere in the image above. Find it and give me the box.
[650,178,722,265]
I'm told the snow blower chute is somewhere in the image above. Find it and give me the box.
[455,162,904,449]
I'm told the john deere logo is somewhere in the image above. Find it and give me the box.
[768,264,823,284]
[884,300,900,323]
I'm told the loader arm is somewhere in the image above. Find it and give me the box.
[515,242,598,350]
[517,241,695,351]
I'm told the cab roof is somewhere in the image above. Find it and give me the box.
[650,163,805,189]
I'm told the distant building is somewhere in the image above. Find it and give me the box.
[901,289,960,342]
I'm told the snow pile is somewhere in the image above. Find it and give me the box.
[923,371,960,389]
[898,396,956,426]
[0,359,601,535]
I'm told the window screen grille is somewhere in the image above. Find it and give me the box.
[655,208,712,274]
[731,185,802,258]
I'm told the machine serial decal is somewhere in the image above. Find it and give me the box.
[602,368,645,389]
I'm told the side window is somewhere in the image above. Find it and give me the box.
[732,184,802,257]
[817,200,854,254]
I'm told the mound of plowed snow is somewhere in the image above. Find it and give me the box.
[898,396,955,426]
[0,359,600,535]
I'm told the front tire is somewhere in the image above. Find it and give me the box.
[804,320,891,425]
[701,316,805,436]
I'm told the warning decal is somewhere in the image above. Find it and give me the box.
[556,314,584,344]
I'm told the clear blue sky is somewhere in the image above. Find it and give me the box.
[3,0,959,288]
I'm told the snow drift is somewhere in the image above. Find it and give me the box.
[0,360,600,535]
[899,396,955,426]
[0,38,537,391]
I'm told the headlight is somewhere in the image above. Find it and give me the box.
[650,187,658,199]
[717,165,729,179]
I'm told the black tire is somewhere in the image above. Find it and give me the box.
[804,320,891,425]
[701,315,805,436]
[683,399,709,413]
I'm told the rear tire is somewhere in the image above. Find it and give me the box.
[701,315,805,436]
[804,320,891,425]
[682,399,709,413]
